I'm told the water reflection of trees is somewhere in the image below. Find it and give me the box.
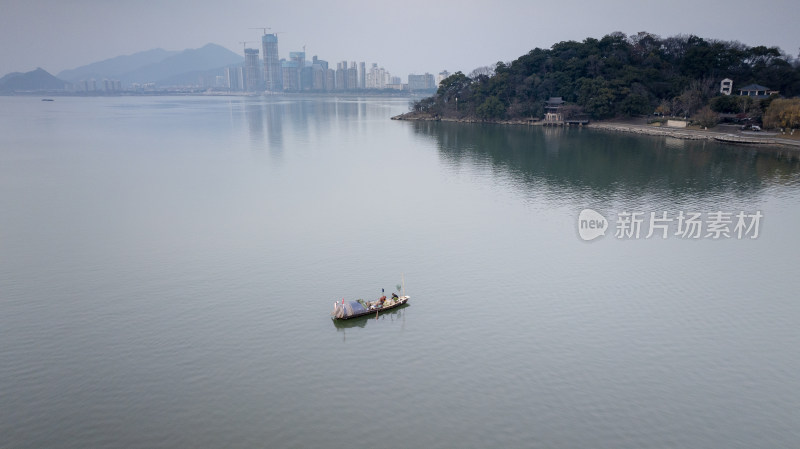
[413,121,800,198]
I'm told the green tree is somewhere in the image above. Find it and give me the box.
[576,77,615,118]
[709,95,741,113]
[436,71,473,114]
[437,71,472,98]
[582,87,615,118]
[411,97,436,113]
[620,93,651,116]
[476,96,506,120]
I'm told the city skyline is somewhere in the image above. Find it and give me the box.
[2,0,798,81]
[231,33,439,93]
[237,31,438,91]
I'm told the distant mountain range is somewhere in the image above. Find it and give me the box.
[59,43,243,85]
[0,43,243,93]
[57,48,181,82]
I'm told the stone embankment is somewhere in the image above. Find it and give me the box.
[392,112,800,150]
[587,122,712,140]
[587,122,800,149]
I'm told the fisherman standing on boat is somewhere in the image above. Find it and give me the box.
[379,288,386,305]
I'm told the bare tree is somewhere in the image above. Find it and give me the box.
[655,99,671,116]
[676,78,716,116]
[628,31,661,58]
[661,34,691,59]
[692,106,719,129]
[560,104,585,120]
[763,98,800,129]
[468,64,496,79]
[671,97,684,117]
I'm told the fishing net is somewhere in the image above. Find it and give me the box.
[332,300,369,318]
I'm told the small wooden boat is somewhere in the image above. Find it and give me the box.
[332,295,410,320]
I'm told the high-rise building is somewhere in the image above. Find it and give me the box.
[226,66,244,91]
[244,48,261,92]
[281,60,299,91]
[289,52,305,90]
[347,62,358,90]
[326,68,336,90]
[367,64,389,89]
[302,66,313,91]
[336,61,347,90]
[262,33,281,91]
[408,73,435,91]
[312,66,325,90]
[359,62,366,89]
[311,56,328,90]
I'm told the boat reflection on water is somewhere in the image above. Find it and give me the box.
[332,303,410,340]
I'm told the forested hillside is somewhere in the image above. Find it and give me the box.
[414,32,800,121]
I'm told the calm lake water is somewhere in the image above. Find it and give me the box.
[1,96,799,449]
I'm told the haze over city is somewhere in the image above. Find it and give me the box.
[1,0,798,80]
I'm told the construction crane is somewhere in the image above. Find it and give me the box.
[238,41,254,52]
[249,27,271,35]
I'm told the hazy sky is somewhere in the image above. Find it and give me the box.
[1,0,798,79]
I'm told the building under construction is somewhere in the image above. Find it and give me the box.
[261,33,281,91]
